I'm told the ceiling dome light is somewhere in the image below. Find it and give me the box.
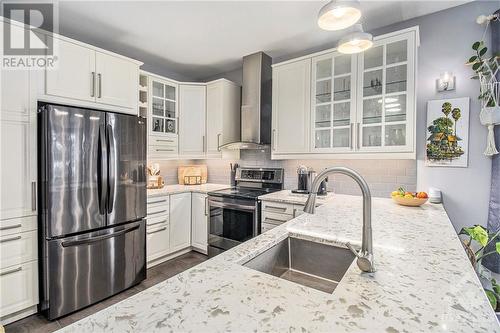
[317,0,361,31]
[337,24,373,54]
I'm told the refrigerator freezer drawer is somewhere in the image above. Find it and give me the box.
[44,220,146,319]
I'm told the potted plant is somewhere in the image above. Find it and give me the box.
[467,14,500,156]
[459,225,500,315]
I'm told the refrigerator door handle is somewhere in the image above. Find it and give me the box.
[107,124,116,214]
[61,224,140,247]
[98,124,108,215]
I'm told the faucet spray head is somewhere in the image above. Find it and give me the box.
[304,193,317,214]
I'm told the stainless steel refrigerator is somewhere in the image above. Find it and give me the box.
[38,103,147,320]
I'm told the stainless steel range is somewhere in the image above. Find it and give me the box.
[207,167,284,257]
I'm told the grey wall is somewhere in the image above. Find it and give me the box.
[189,1,498,232]
[370,1,498,232]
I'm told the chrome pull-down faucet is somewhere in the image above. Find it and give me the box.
[303,167,375,273]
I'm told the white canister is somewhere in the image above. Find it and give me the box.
[428,187,442,204]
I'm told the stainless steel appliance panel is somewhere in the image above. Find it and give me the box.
[46,220,146,319]
[40,105,107,238]
[106,113,147,225]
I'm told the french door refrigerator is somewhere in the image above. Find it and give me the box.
[38,103,147,320]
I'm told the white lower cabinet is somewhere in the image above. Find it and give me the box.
[0,261,38,324]
[191,193,208,253]
[169,193,192,253]
[261,201,305,233]
[146,223,170,263]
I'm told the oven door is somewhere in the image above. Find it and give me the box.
[208,196,259,256]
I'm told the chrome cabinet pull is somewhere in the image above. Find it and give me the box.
[148,210,167,216]
[357,123,361,149]
[156,139,174,143]
[0,266,22,276]
[147,219,167,227]
[202,135,206,152]
[31,181,36,211]
[97,73,102,98]
[264,217,288,224]
[156,149,174,152]
[272,129,276,151]
[350,123,354,149]
[148,199,167,205]
[147,227,167,234]
[265,205,286,212]
[90,72,96,97]
[0,224,22,231]
[217,133,221,151]
[293,208,297,218]
[0,235,22,243]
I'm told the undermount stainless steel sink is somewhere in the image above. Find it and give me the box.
[243,237,355,293]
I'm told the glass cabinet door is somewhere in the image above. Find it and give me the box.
[312,53,355,151]
[357,34,414,151]
[150,79,178,135]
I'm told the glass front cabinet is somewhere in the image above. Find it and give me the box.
[276,27,418,159]
[150,77,178,136]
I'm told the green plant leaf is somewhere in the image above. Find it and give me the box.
[479,47,488,56]
[473,41,481,50]
[461,226,489,246]
[496,242,500,254]
[493,279,500,295]
[486,289,498,310]
[468,55,478,63]
[472,62,482,71]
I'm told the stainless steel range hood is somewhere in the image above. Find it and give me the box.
[220,52,272,150]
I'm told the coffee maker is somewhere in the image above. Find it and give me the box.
[292,165,309,194]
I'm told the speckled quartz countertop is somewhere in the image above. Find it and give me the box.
[147,183,229,197]
[259,189,335,205]
[59,194,499,333]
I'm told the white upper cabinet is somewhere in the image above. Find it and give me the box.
[272,58,311,154]
[356,32,416,153]
[271,27,418,159]
[44,36,141,114]
[206,80,241,157]
[45,37,96,103]
[179,84,206,157]
[311,52,357,152]
[95,51,138,109]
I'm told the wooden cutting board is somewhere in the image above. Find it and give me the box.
[177,165,208,185]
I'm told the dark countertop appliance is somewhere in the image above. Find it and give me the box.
[38,103,147,320]
[207,167,284,257]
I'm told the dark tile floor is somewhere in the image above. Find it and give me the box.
[4,251,207,333]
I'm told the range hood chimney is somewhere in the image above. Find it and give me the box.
[219,52,272,150]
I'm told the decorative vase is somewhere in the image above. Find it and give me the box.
[480,106,500,156]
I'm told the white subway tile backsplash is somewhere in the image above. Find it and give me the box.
[149,149,416,198]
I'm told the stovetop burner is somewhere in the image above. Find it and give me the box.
[208,187,277,200]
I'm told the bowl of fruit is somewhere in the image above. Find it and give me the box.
[391,187,428,207]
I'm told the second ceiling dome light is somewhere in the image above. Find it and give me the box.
[317,0,361,31]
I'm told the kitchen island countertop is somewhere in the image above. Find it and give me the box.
[59,194,499,333]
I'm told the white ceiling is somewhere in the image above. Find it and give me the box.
[55,0,471,80]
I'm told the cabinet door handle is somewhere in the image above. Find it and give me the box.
[148,199,167,205]
[148,210,167,216]
[90,72,96,97]
[31,181,36,211]
[272,129,276,151]
[97,73,102,98]
[205,196,208,216]
[265,205,286,212]
[0,224,22,231]
[147,219,167,227]
[350,123,354,149]
[147,226,167,234]
[356,123,361,149]
[156,149,174,152]
[293,208,297,218]
[0,266,22,276]
[202,135,206,152]
[156,139,174,143]
[217,133,221,151]
[264,217,288,224]
[0,235,21,243]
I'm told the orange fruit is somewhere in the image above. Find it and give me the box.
[417,192,428,199]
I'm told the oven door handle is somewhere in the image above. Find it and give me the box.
[208,200,256,212]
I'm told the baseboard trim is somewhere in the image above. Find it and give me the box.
[1,305,38,326]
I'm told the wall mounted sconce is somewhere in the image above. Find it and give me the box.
[436,72,456,92]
